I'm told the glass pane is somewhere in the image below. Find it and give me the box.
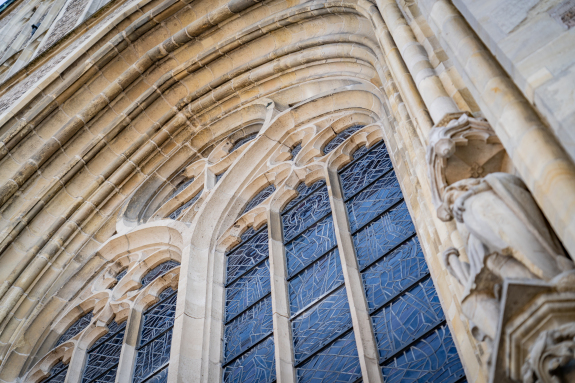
[82,322,126,382]
[288,249,344,314]
[140,367,168,383]
[230,133,257,153]
[345,172,403,232]
[226,260,271,322]
[297,331,362,383]
[57,311,93,346]
[282,186,331,242]
[352,202,416,270]
[323,126,363,155]
[140,289,177,346]
[133,329,172,383]
[291,143,302,159]
[339,142,392,199]
[224,296,273,363]
[223,336,276,383]
[292,287,352,363]
[372,278,445,361]
[282,180,326,213]
[285,215,337,277]
[241,185,276,215]
[141,261,180,288]
[169,190,202,220]
[361,238,428,311]
[115,269,127,282]
[89,366,118,383]
[226,229,269,284]
[381,325,465,383]
[41,361,68,383]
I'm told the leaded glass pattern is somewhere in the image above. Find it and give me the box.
[40,361,68,383]
[381,325,465,383]
[223,220,274,375]
[223,295,274,363]
[230,133,257,153]
[323,125,364,155]
[56,311,93,346]
[133,288,177,383]
[82,321,126,383]
[241,184,276,215]
[297,331,362,383]
[169,190,202,220]
[291,143,302,159]
[340,140,465,381]
[291,287,353,363]
[223,336,276,383]
[282,178,359,380]
[141,261,180,288]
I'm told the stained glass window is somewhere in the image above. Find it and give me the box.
[82,320,126,383]
[56,311,93,346]
[40,361,68,383]
[291,143,302,159]
[323,125,363,155]
[241,184,276,215]
[281,180,361,381]
[115,269,127,282]
[230,133,257,153]
[169,190,202,220]
[141,261,180,288]
[339,141,465,382]
[223,224,275,382]
[133,288,177,383]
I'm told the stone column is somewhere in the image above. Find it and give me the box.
[416,0,575,258]
[326,169,384,383]
[267,211,297,383]
[115,308,140,383]
[374,0,460,124]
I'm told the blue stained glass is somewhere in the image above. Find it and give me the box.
[230,133,257,153]
[345,172,403,233]
[223,336,276,383]
[372,278,445,361]
[169,190,203,220]
[226,260,271,322]
[323,126,364,155]
[285,215,336,277]
[115,269,127,282]
[41,361,68,383]
[381,325,465,383]
[361,238,428,311]
[133,330,172,382]
[141,261,180,288]
[297,331,362,383]
[282,186,331,242]
[82,322,126,382]
[139,289,177,345]
[91,320,125,349]
[216,172,226,184]
[240,226,257,242]
[289,249,344,314]
[57,311,93,345]
[352,144,370,159]
[89,366,118,383]
[170,177,194,199]
[352,202,416,270]
[292,287,353,363]
[226,229,269,284]
[291,143,302,159]
[340,142,392,199]
[140,367,168,383]
[241,185,276,215]
[224,296,274,363]
[282,180,326,213]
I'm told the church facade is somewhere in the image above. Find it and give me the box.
[0,0,574,382]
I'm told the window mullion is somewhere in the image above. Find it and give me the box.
[267,210,297,383]
[326,168,384,383]
[114,309,140,383]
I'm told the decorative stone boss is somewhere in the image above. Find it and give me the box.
[426,113,575,383]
